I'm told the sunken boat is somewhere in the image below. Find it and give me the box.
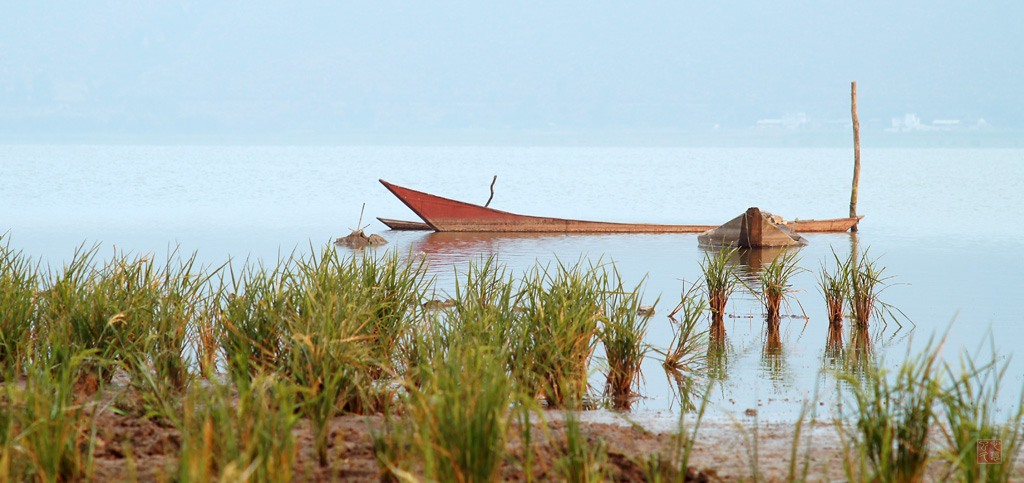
[697,207,808,248]
[379,179,861,234]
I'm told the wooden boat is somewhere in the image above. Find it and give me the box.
[785,217,864,232]
[377,217,432,231]
[381,179,714,233]
[379,179,861,233]
[378,213,862,233]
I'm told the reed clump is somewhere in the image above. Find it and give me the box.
[556,410,609,482]
[847,249,906,330]
[13,235,1017,481]
[443,256,522,364]
[219,258,295,387]
[518,259,605,408]
[1,352,97,482]
[599,269,655,410]
[136,249,222,392]
[939,339,1024,483]
[660,282,707,375]
[818,249,851,331]
[374,259,525,482]
[36,246,161,385]
[281,284,375,467]
[839,335,944,483]
[758,249,804,329]
[0,238,38,378]
[394,344,513,483]
[355,249,431,379]
[833,331,1024,483]
[700,247,742,332]
[280,246,429,465]
[175,375,298,482]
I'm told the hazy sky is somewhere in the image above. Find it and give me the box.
[1,1,1021,142]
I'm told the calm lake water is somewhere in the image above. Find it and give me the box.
[3,145,1023,421]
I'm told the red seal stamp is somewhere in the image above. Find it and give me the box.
[977,439,1002,464]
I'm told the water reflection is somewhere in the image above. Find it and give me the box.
[850,325,872,353]
[710,313,727,341]
[408,231,636,280]
[414,231,552,256]
[699,245,801,285]
[822,326,876,386]
[666,371,707,413]
[376,229,902,412]
[825,324,844,356]
[760,322,790,392]
[706,332,730,382]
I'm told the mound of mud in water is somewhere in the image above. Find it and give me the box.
[335,230,387,247]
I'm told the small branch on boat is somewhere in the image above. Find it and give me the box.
[485,175,497,207]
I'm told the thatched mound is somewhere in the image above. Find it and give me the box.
[335,230,388,247]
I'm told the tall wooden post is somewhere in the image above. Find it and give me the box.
[850,81,861,232]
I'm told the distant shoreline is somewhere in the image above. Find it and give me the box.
[2,128,1022,149]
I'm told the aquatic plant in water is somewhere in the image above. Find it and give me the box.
[518,258,604,408]
[700,246,742,332]
[848,248,907,330]
[660,281,708,375]
[838,335,944,483]
[818,248,851,331]
[758,249,804,329]
[599,268,654,410]
[8,237,1006,481]
[219,258,296,387]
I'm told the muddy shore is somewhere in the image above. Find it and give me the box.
[83,387,1021,482]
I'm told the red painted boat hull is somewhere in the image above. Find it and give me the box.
[379,179,861,233]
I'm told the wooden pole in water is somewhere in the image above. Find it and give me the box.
[849,81,861,232]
